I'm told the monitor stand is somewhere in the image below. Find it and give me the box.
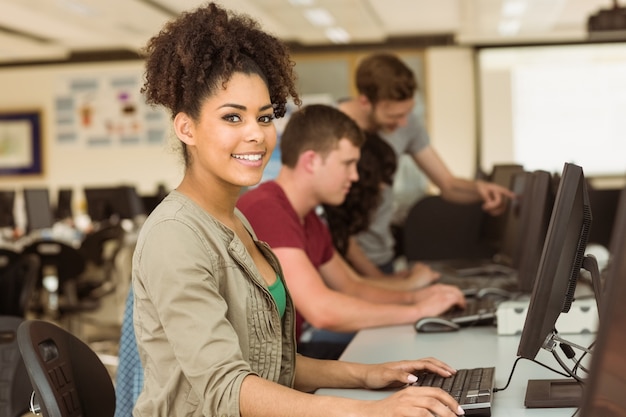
[524,379,584,408]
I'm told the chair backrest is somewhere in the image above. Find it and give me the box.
[0,253,41,317]
[22,240,86,284]
[79,224,125,267]
[0,247,19,271]
[17,319,115,417]
[0,316,32,417]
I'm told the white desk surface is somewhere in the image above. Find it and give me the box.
[316,324,595,416]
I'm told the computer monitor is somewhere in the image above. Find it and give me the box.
[84,185,145,224]
[493,170,529,268]
[516,162,596,408]
[84,187,118,223]
[515,170,555,293]
[482,164,526,252]
[55,188,73,221]
[23,188,55,233]
[489,163,525,188]
[587,185,622,248]
[0,189,16,228]
[578,185,626,417]
[117,185,145,220]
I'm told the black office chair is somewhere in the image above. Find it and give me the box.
[0,247,19,270]
[78,224,126,298]
[402,195,494,262]
[0,316,33,417]
[0,253,41,317]
[22,240,97,333]
[17,319,115,417]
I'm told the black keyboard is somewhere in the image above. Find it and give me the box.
[413,367,495,416]
[437,272,519,293]
[442,297,498,326]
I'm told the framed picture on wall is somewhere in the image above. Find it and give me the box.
[0,110,43,175]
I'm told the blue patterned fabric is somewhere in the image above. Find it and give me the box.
[114,286,143,417]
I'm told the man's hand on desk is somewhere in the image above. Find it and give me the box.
[403,262,442,289]
[353,358,464,416]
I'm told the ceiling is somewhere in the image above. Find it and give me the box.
[0,0,622,65]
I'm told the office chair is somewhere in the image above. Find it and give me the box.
[0,253,41,317]
[0,316,33,417]
[17,319,115,417]
[402,196,494,262]
[22,240,97,334]
[78,223,126,299]
[0,247,19,270]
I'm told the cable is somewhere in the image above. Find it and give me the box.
[493,356,572,392]
[572,340,595,376]
[493,357,522,392]
[552,350,585,384]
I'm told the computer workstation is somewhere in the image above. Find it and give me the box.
[414,167,558,332]
[319,163,624,416]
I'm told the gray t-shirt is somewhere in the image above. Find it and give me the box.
[355,113,430,266]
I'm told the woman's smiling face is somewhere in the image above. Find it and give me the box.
[183,72,276,189]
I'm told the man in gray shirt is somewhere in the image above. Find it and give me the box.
[338,53,515,275]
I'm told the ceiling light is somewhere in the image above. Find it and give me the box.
[502,1,527,18]
[57,0,98,16]
[498,19,521,36]
[303,8,335,27]
[325,27,350,44]
[288,0,315,6]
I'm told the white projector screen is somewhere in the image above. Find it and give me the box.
[478,43,626,177]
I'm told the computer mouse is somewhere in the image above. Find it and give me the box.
[414,317,461,333]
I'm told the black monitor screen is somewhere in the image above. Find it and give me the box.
[55,188,73,221]
[579,185,626,417]
[495,170,529,268]
[482,164,526,252]
[84,185,145,223]
[515,170,555,293]
[0,189,16,228]
[517,162,592,360]
[84,187,118,222]
[23,188,54,232]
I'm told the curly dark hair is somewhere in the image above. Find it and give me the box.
[323,132,397,256]
[141,2,300,165]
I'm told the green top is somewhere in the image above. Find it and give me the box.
[268,274,287,318]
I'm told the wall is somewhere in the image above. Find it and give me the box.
[0,61,183,219]
[0,47,478,223]
[425,47,477,181]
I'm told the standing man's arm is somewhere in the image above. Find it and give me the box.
[412,145,515,216]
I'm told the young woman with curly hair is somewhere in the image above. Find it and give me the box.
[130,3,465,417]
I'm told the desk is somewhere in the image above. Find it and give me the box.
[316,325,595,416]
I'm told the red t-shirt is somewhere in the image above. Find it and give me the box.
[237,181,334,339]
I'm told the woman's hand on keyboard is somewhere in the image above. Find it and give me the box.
[359,357,455,389]
[355,387,464,417]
